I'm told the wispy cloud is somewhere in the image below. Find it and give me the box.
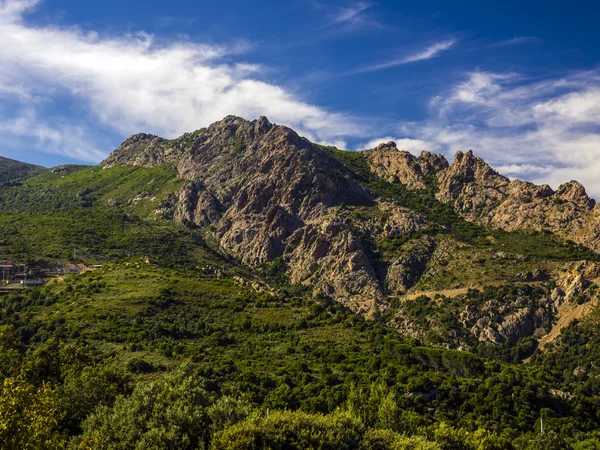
[346,39,456,75]
[0,0,367,162]
[326,1,371,26]
[316,1,386,33]
[402,39,457,63]
[492,36,541,47]
[0,106,106,161]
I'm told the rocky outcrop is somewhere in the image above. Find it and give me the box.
[174,183,224,227]
[386,237,436,294]
[436,150,511,205]
[467,302,552,346]
[434,151,600,252]
[466,262,600,346]
[102,133,180,168]
[363,142,448,189]
[285,214,384,314]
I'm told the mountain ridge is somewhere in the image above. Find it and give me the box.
[95,116,600,322]
[1,115,599,331]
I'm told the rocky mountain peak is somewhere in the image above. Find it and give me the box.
[374,141,398,151]
[363,142,446,189]
[254,116,274,135]
[450,149,503,180]
[436,150,509,205]
[124,132,162,145]
[418,151,449,172]
[556,180,595,209]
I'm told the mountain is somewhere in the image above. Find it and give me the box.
[103,116,600,326]
[1,115,600,448]
[368,144,599,251]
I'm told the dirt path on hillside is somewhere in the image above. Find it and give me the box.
[400,281,545,302]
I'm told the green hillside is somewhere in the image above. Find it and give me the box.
[0,156,43,185]
[0,150,599,449]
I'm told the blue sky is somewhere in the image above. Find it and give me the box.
[1,0,600,195]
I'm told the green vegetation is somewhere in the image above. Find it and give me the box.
[0,262,599,448]
[0,155,600,448]
[0,156,43,185]
[0,164,206,266]
[387,284,554,362]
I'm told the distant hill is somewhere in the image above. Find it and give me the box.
[0,155,43,184]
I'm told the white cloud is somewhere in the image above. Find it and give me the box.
[327,1,371,26]
[533,89,600,123]
[448,72,507,105]
[495,163,555,178]
[0,0,37,20]
[0,0,366,162]
[0,106,105,162]
[357,136,439,153]
[347,39,456,75]
[401,39,456,64]
[400,69,600,198]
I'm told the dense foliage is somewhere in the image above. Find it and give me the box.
[0,264,599,448]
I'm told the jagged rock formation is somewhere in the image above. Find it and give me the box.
[102,133,182,168]
[388,261,600,350]
[363,146,600,253]
[386,237,436,294]
[363,142,448,189]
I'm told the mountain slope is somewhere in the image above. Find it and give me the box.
[105,116,388,313]
[363,142,600,253]
[2,116,600,447]
[1,116,599,357]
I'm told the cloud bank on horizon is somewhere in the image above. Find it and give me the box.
[1,0,600,197]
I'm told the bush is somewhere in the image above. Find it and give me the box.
[211,410,364,450]
[361,429,440,449]
[75,364,210,450]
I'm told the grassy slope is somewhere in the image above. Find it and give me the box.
[0,156,43,184]
[0,164,208,265]
[1,262,581,436]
